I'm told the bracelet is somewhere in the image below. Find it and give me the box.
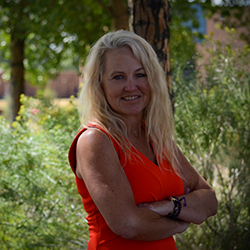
[166,196,179,219]
[166,196,187,219]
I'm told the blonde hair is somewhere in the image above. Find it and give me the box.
[79,30,175,166]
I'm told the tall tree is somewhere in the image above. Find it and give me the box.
[128,0,173,109]
[10,34,25,121]
[0,0,110,121]
[94,0,129,30]
[1,0,30,121]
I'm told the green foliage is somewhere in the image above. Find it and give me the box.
[169,0,200,72]
[170,14,197,72]
[174,29,250,250]
[0,95,89,249]
[0,0,110,85]
[201,0,250,45]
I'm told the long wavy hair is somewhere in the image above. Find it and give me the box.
[79,30,175,167]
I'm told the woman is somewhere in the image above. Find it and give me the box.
[68,30,218,250]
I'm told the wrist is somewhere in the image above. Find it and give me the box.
[166,196,187,219]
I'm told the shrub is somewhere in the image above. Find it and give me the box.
[0,95,89,249]
[174,30,250,250]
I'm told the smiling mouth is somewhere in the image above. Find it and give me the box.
[122,96,140,101]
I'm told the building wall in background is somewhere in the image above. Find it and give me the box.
[0,71,80,99]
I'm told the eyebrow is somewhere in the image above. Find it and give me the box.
[110,71,124,76]
[135,67,145,72]
[110,67,145,75]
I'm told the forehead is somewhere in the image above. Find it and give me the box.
[103,47,142,70]
[105,47,133,59]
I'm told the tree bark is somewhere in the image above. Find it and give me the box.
[110,0,129,30]
[10,34,25,121]
[128,0,173,111]
[95,0,129,30]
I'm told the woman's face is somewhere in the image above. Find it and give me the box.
[101,47,151,122]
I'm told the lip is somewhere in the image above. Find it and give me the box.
[122,95,140,101]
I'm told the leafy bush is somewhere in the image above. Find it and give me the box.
[0,95,89,249]
[174,29,250,250]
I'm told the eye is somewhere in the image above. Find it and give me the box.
[136,73,146,78]
[113,75,123,80]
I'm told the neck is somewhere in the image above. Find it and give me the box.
[124,119,144,139]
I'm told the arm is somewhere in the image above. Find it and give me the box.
[76,129,190,240]
[138,144,218,225]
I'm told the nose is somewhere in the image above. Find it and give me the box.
[124,77,137,91]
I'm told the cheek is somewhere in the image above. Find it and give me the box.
[143,83,152,98]
[102,86,119,106]
[102,83,111,98]
[104,84,120,98]
[105,95,114,106]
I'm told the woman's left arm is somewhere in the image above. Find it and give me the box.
[173,144,218,224]
[139,144,218,224]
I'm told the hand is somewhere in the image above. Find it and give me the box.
[138,201,190,234]
[137,188,191,217]
[138,200,173,217]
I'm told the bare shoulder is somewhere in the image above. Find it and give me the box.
[77,128,111,145]
[76,128,118,178]
[77,127,113,151]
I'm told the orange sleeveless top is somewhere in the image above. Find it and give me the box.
[68,124,184,250]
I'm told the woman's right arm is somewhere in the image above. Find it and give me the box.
[76,128,189,241]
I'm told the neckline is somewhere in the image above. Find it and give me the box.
[129,141,159,167]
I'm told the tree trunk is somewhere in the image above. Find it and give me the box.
[128,0,173,111]
[110,0,129,30]
[10,34,25,121]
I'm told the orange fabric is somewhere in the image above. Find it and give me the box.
[68,124,184,250]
